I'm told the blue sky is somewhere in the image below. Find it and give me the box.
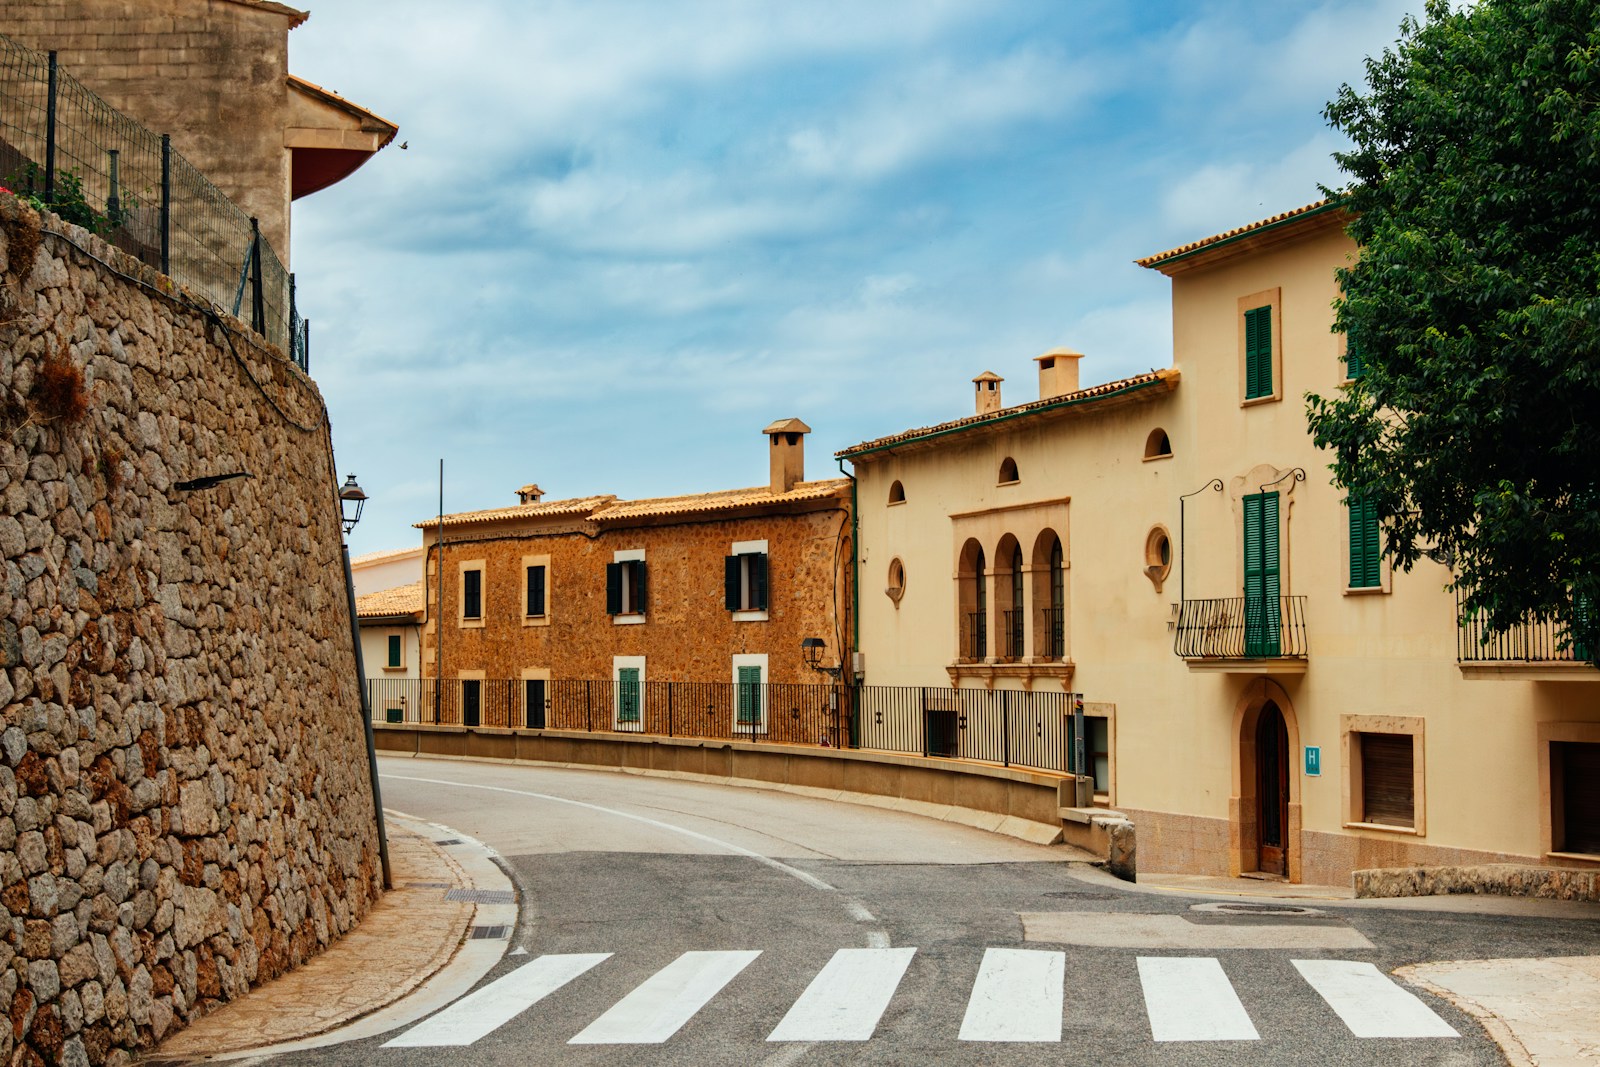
[287,0,1419,556]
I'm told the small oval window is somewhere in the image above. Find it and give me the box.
[1144,428,1173,460]
[1144,526,1173,590]
[886,558,906,605]
[998,457,1019,483]
[888,480,905,504]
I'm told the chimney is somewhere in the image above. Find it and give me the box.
[516,483,544,504]
[973,371,1004,415]
[1035,348,1083,399]
[763,418,810,494]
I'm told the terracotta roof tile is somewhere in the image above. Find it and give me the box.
[590,480,849,522]
[1135,199,1343,271]
[356,581,424,620]
[412,495,618,531]
[837,368,1179,458]
[351,545,423,567]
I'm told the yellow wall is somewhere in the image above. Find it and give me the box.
[848,214,1600,882]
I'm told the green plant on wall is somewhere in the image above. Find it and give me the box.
[6,162,111,235]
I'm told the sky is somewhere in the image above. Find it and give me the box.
[286,0,1422,557]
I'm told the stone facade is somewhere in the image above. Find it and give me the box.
[1,0,396,262]
[420,464,851,692]
[0,195,380,1065]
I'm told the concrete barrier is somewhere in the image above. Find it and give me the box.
[374,725,1077,845]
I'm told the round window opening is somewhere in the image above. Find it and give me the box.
[1144,526,1173,590]
[886,558,906,605]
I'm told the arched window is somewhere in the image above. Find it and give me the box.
[958,539,987,661]
[998,457,1019,483]
[1144,428,1173,460]
[888,480,905,504]
[1031,531,1066,659]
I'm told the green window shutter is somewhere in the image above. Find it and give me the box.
[1348,496,1381,588]
[605,563,622,615]
[1344,331,1363,379]
[736,665,761,725]
[725,555,742,611]
[1243,491,1282,656]
[528,565,546,616]
[750,553,768,611]
[633,561,648,613]
[1245,305,1273,399]
[617,668,640,723]
[386,634,401,668]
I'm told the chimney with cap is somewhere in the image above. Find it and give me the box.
[973,371,1004,415]
[1035,347,1083,400]
[764,418,810,494]
[516,483,544,504]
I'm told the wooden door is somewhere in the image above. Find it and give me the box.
[1256,702,1289,876]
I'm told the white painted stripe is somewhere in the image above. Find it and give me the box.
[383,775,839,893]
[383,953,611,1047]
[568,950,761,1045]
[767,947,916,1042]
[959,948,1064,1042]
[1293,960,1459,1038]
[1137,957,1260,1042]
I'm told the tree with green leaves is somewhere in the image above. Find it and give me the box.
[1307,0,1600,664]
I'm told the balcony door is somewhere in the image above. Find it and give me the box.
[1243,491,1281,657]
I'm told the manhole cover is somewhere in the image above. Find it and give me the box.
[1191,901,1325,917]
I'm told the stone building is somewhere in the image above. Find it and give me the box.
[0,0,397,260]
[840,201,1600,885]
[415,422,851,731]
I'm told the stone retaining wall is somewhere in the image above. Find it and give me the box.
[1355,863,1600,902]
[0,196,380,1065]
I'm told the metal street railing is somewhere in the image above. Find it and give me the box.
[0,35,308,370]
[370,678,1093,777]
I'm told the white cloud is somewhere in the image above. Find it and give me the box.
[1158,132,1345,236]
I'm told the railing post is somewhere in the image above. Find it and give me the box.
[667,682,674,737]
[586,680,593,732]
[44,52,57,205]
[1001,689,1011,767]
[303,319,310,372]
[248,217,265,334]
[106,149,120,224]
[159,134,171,276]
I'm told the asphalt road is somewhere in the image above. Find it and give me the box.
[256,757,1600,1066]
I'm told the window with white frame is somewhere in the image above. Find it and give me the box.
[726,539,769,620]
[613,656,645,729]
[606,549,647,621]
[731,653,768,734]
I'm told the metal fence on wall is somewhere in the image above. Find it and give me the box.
[369,678,1090,778]
[0,36,309,370]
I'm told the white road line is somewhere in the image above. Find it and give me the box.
[1137,957,1260,1042]
[568,950,761,1045]
[767,947,917,1042]
[1293,960,1459,1039]
[958,948,1064,1042]
[383,953,611,1047]
[382,774,838,892]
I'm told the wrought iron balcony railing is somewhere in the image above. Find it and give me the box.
[1037,605,1065,659]
[962,610,988,661]
[1173,596,1309,659]
[1456,589,1594,663]
[999,609,1026,661]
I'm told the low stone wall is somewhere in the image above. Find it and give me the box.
[0,199,380,1065]
[375,724,1071,842]
[1355,864,1600,902]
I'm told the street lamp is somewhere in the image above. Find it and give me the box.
[339,474,367,535]
[336,472,391,890]
[801,636,844,679]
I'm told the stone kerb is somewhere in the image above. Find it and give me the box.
[0,195,379,1066]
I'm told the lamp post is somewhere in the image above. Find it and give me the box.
[338,474,391,890]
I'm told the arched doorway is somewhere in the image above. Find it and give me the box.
[1255,701,1289,876]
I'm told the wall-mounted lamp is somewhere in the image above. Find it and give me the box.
[801,636,844,679]
[339,474,368,535]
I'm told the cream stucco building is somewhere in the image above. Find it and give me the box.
[839,201,1599,885]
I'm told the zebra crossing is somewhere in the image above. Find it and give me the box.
[383,946,1460,1049]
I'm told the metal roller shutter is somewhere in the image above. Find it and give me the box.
[1361,733,1415,827]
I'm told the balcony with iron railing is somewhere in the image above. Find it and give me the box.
[961,610,987,662]
[1173,595,1309,672]
[999,609,1026,662]
[1456,589,1598,680]
[1037,605,1065,659]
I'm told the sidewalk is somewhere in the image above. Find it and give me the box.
[150,813,511,1062]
